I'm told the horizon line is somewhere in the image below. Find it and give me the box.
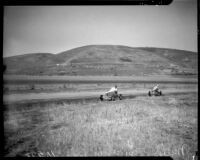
[3,44,197,58]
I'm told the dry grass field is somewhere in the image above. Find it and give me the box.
[4,93,197,159]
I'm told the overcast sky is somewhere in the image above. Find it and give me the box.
[3,0,197,57]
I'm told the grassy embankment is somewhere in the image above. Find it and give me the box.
[4,93,197,159]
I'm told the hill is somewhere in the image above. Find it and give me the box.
[3,45,198,77]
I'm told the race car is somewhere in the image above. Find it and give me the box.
[148,89,162,96]
[99,91,123,101]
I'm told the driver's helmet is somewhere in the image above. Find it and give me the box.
[115,85,117,88]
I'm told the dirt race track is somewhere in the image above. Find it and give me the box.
[4,75,198,84]
[3,88,197,105]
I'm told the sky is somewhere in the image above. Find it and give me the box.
[3,0,197,57]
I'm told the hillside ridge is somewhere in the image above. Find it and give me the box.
[3,45,198,76]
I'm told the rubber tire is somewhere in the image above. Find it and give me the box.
[119,94,123,100]
[100,95,103,101]
[148,91,151,96]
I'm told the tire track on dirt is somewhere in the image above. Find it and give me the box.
[3,88,197,105]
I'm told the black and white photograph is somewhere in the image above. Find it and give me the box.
[3,0,198,158]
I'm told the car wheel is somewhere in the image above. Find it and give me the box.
[100,95,103,101]
[148,91,151,96]
[118,94,122,100]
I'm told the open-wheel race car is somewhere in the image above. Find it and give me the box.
[148,89,162,96]
[99,91,123,101]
